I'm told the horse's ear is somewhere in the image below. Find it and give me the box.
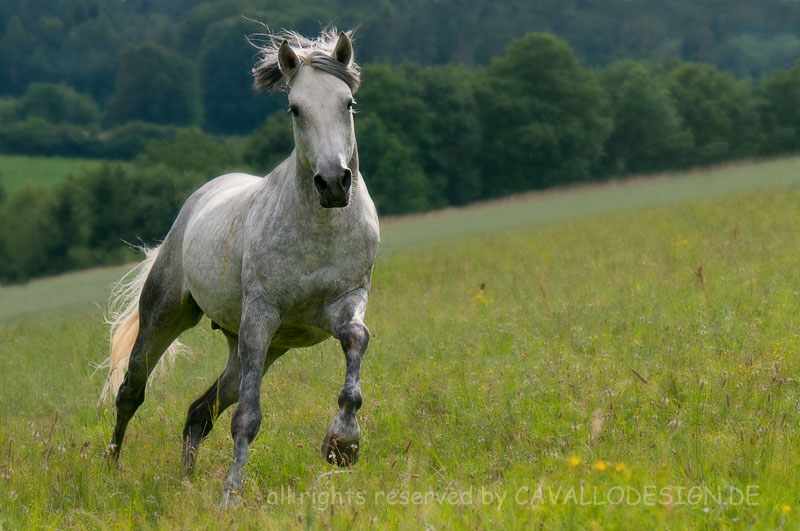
[278,40,300,76]
[332,32,353,66]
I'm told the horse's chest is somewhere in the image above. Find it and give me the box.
[255,227,373,305]
[275,259,361,308]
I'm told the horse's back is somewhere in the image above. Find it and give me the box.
[184,173,262,214]
[181,172,263,254]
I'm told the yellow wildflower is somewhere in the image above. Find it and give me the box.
[592,460,607,472]
[783,505,791,513]
[615,463,626,472]
[472,283,489,306]
[566,456,582,467]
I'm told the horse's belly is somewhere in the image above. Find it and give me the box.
[183,225,245,331]
[270,323,331,348]
[189,281,243,332]
[183,233,244,331]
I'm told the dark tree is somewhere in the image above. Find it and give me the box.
[106,42,202,126]
[478,33,611,196]
[668,63,763,164]
[197,16,276,134]
[598,61,691,176]
[18,83,101,125]
[761,60,800,154]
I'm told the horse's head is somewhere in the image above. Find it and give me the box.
[253,30,361,208]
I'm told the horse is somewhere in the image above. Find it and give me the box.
[99,29,379,506]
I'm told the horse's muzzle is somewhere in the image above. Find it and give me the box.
[314,168,352,208]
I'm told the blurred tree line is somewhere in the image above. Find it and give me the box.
[2,0,800,135]
[1,2,800,282]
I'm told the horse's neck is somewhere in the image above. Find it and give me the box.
[247,147,377,265]
[290,151,323,211]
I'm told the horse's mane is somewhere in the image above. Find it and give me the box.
[251,28,361,93]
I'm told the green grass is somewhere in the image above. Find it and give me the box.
[0,154,109,192]
[379,156,800,257]
[0,265,131,322]
[2,158,800,528]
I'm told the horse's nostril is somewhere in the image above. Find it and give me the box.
[341,169,352,190]
[314,174,327,192]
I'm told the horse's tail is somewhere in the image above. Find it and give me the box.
[98,245,185,404]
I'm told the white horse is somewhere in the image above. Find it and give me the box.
[100,29,379,505]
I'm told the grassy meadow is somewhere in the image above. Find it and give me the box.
[2,158,800,528]
[0,154,108,192]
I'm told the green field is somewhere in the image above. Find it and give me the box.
[0,154,108,192]
[2,158,800,528]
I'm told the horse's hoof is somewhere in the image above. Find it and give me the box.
[103,443,119,468]
[220,486,243,509]
[181,446,197,477]
[322,434,359,467]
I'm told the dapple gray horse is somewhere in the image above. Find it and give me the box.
[99,29,379,505]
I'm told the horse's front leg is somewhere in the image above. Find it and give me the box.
[322,292,370,466]
[221,296,280,507]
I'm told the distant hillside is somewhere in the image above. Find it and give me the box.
[2,155,799,321]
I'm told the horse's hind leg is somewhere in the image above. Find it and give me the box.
[108,263,202,461]
[181,336,287,476]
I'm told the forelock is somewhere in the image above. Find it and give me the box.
[250,28,360,93]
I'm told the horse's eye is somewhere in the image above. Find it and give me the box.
[288,104,299,116]
[347,100,356,113]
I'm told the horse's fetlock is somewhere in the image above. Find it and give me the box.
[338,386,362,410]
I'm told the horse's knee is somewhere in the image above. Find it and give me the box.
[338,322,369,352]
[115,375,145,414]
[230,401,262,444]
